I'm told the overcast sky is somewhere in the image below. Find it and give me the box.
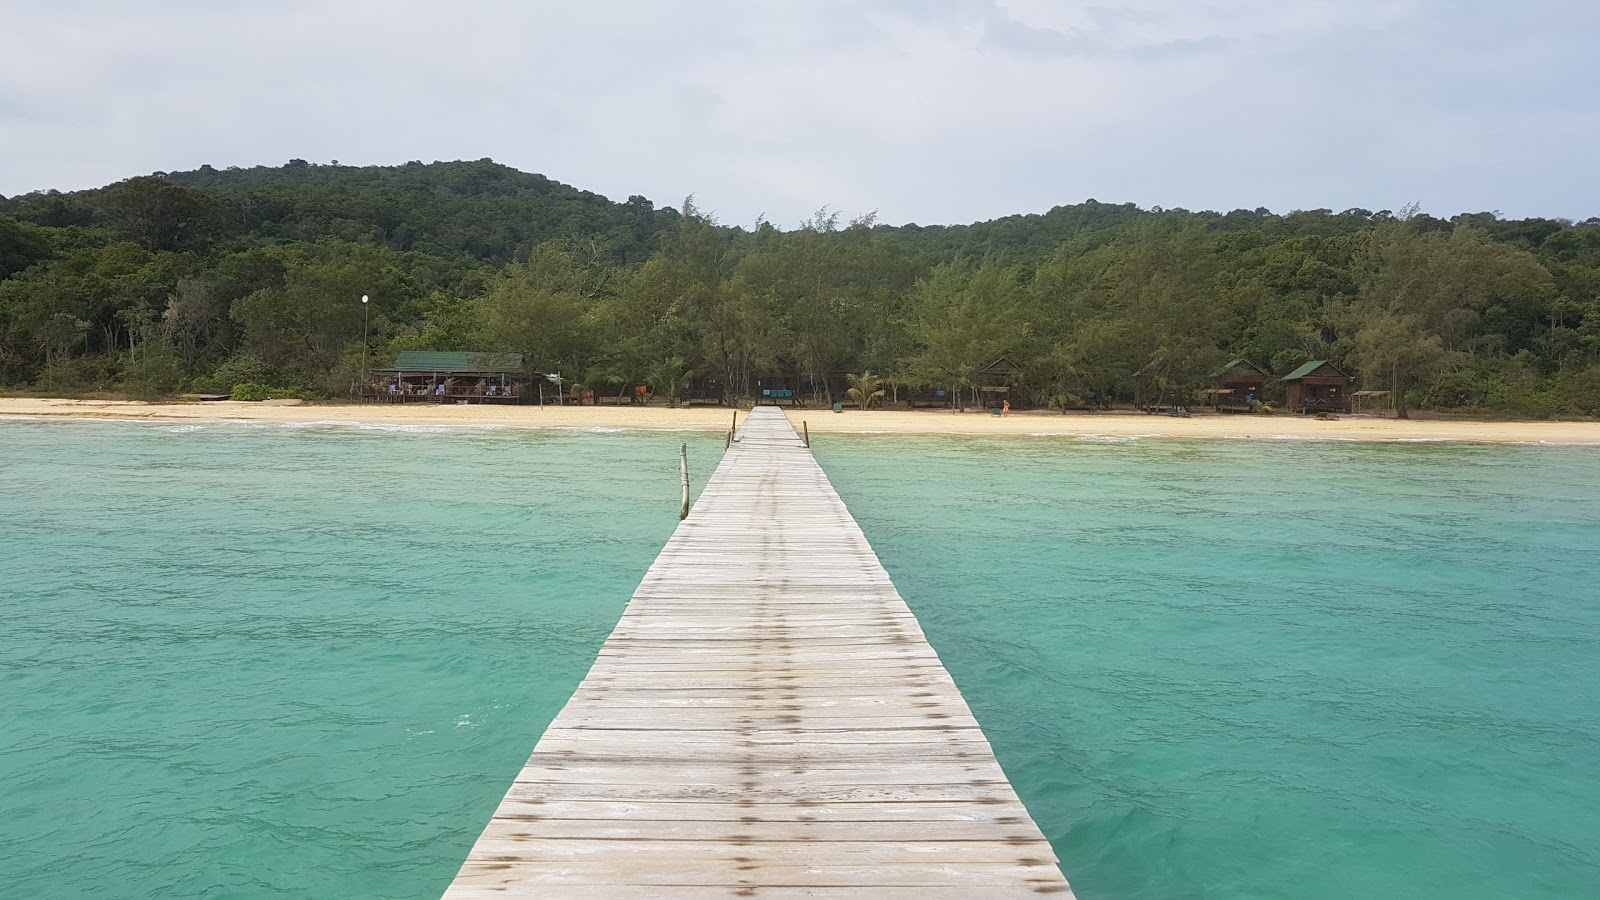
[2,0,1596,227]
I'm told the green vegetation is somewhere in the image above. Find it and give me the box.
[2,160,1598,416]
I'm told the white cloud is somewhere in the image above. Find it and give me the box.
[0,0,1596,224]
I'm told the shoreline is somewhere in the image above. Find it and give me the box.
[2,398,1597,445]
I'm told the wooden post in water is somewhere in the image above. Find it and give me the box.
[679,443,690,520]
[802,419,809,448]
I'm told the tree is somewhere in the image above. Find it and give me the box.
[230,245,411,388]
[648,200,771,405]
[736,210,919,403]
[1343,223,1552,416]
[98,176,227,252]
[0,218,53,279]
[1031,224,1227,406]
[901,264,1028,410]
[474,247,601,375]
[645,357,693,406]
[845,371,885,409]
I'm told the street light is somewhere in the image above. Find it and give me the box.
[361,294,370,393]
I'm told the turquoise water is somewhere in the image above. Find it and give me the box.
[0,420,720,898]
[814,435,1600,899]
[3,422,1598,898]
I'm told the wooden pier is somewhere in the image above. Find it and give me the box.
[446,407,1073,897]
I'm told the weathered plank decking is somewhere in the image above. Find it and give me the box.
[446,406,1073,897]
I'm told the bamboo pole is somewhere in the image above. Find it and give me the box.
[679,443,691,520]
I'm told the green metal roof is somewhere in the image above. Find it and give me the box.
[980,356,1022,374]
[1280,359,1348,381]
[1215,358,1267,378]
[381,351,525,374]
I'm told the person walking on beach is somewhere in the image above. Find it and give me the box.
[1002,399,1011,416]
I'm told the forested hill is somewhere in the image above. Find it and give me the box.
[2,159,1598,417]
[877,201,1595,266]
[1,159,680,264]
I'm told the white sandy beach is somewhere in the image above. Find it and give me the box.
[3,397,1597,444]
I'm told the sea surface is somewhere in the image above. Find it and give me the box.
[814,434,1600,899]
[0,419,720,898]
[3,420,1598,898]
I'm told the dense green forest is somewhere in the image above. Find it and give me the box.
[2,159,1598,417]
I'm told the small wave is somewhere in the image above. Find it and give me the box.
[1228,433,1359,442]
[277,420,511,434]
[356,422,511,434]
[0,415,41,422]
[159,424,205,433]
[278,419,361,429]
[1074,433,1157,443]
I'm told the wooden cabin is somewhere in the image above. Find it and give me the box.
[1208,359,1269,411]
[748,357,808,406]
[1280,360,1352,413]
[364,351,527,403]
[905,385,951,408]
[752,365,866,407]
[753,374,802,406]
[977,357,1023,410]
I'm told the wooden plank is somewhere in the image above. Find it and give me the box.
[488,799,1038,822]
[448,887,1068,899]
[480,818,1047,842]
[453,861,1068,887]
[444,407,1072,897]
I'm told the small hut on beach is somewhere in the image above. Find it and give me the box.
[753,372,802,406]
[364,351,527,403]
[977,357,1023,410]
[1280,360,1352,413]
[1207,359,1269,411]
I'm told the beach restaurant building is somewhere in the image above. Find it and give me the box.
[363,351,528,403]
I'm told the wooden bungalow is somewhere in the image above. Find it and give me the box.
[976,357,1024,410]
[905,385,951,408]
[746,357,807,406]
[753,373,803,406]
[680,376,729,406]
[1280,360,1352,413]
[364,351,528,403]
[1207,359,1269,411]
[752,364,867,407]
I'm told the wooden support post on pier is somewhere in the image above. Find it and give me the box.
[447,406,1072,897]
[803,419,810,448]
[679,443,690,521]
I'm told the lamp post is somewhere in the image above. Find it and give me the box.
[360,294,370,392]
